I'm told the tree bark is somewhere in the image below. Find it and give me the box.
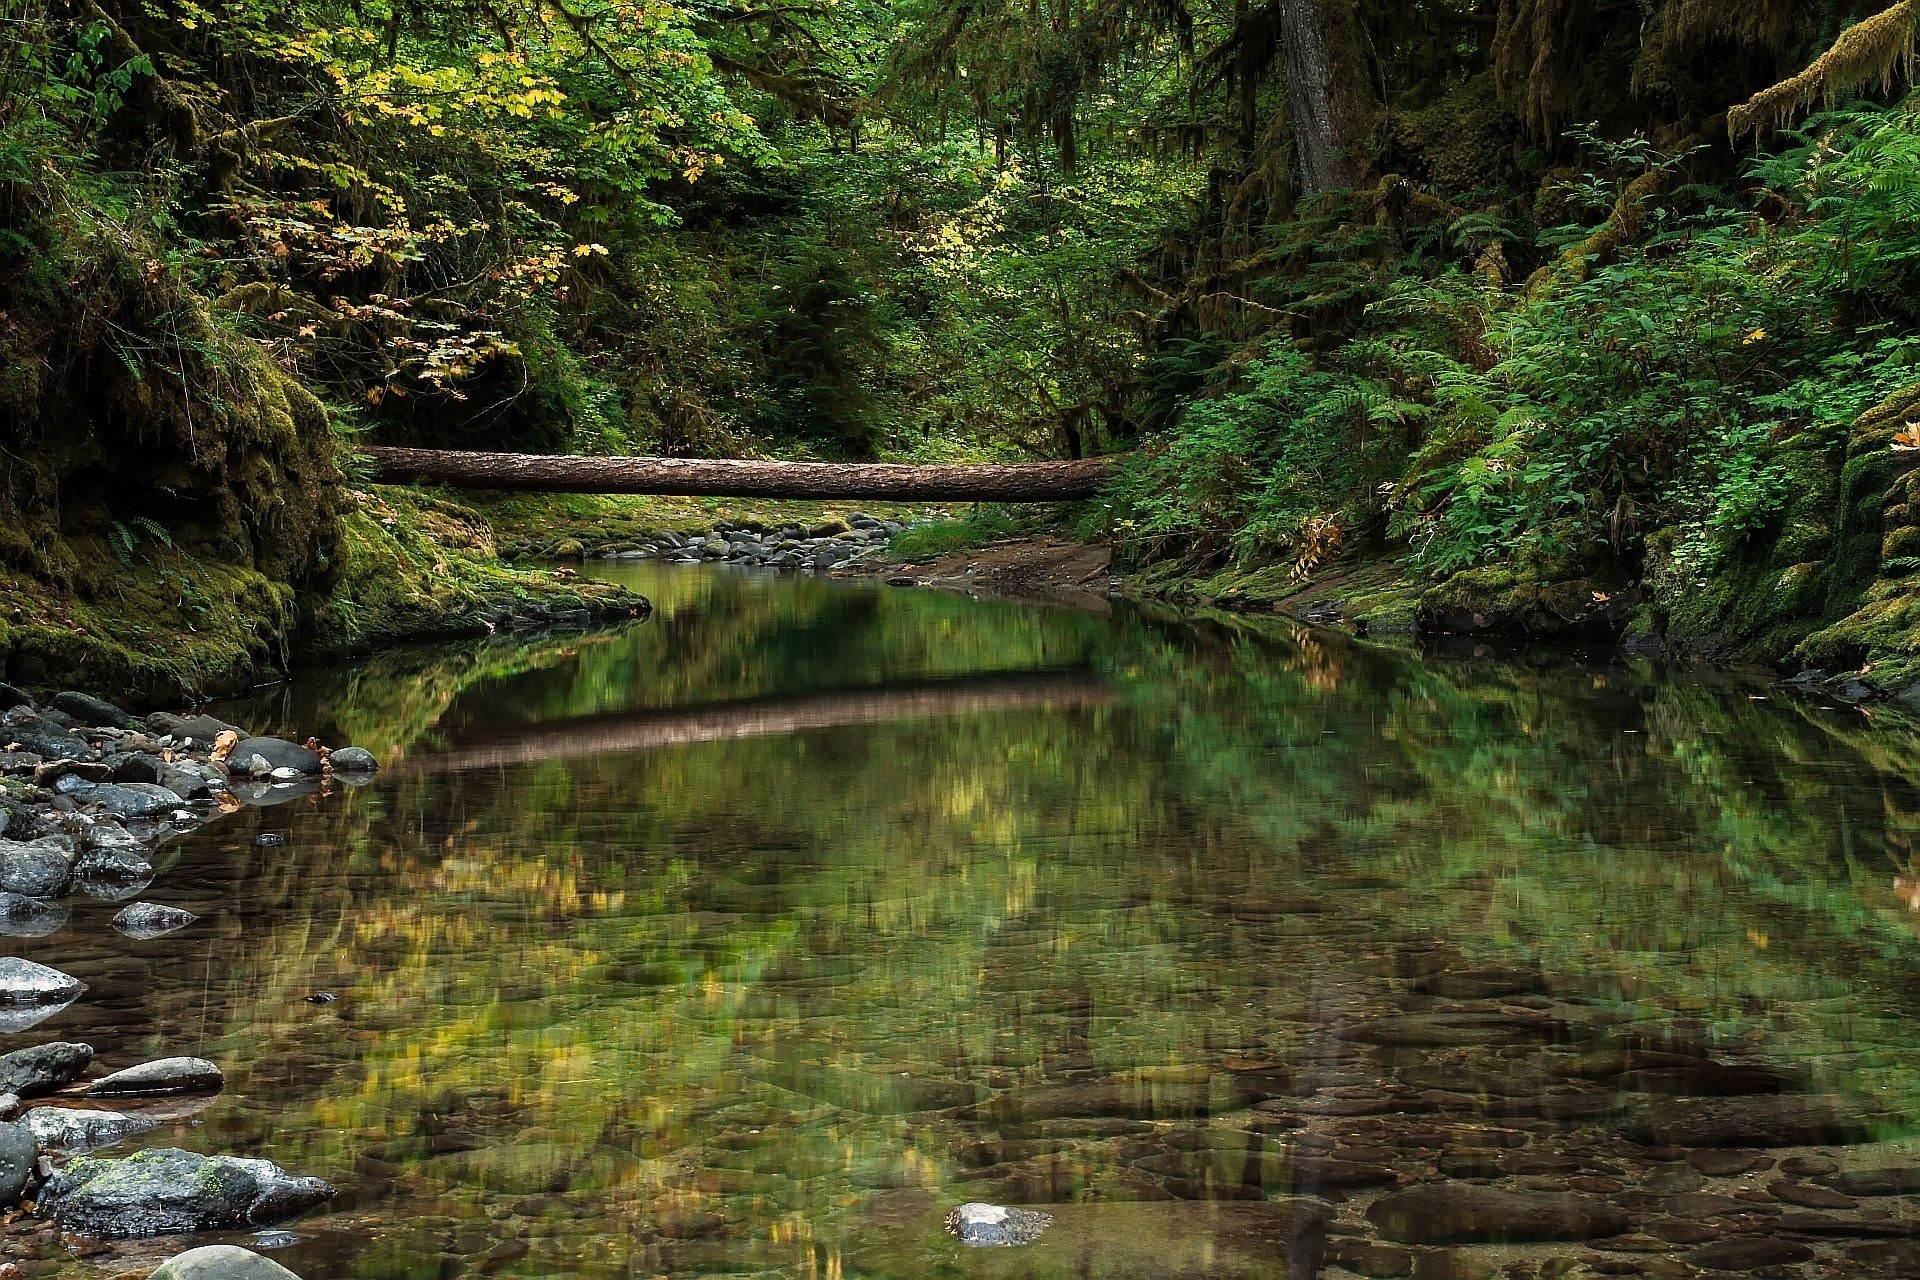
[359,446,1116,501]
[1277,0,1378,194]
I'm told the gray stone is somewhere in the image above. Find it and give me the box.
[0,837,74,897]
[0,1119,35,1206]
[37,1147,335,1237]
[944,1202,1052,1247]
[1409,966,1546,999]
[84,782,184,819]
[73,853,155,901]
[0,1042,92,1095]
[0,956,83,1004]
[149,1245,305,1280]
[146,713,246,744]
[328,746,378,773]
[83,821,148,853]
[52,692,130,730]
[0,892,68,937]
[1367,1185,1632,1245]
[229,738,322,776]
[0,684,32,712]
[87,1056,224,1097]
[4,728,94,762]
[24,1105,159,1154]
[104,752,167,785]
[112,902,199,940]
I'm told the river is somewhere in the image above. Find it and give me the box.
[13,563,1920,1277]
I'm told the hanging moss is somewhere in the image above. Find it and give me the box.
[1729,0,1919,138]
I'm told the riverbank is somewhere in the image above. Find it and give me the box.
[0,686,378,1264]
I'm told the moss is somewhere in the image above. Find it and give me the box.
[1384,74,1522,197]
[312,488,645,656]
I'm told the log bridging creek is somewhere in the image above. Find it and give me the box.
[359,446,1115,502]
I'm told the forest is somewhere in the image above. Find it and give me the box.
[7,0,1920,697]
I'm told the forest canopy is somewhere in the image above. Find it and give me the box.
[8,0,1920,680]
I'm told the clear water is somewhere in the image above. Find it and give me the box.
[11,564,1920,1277]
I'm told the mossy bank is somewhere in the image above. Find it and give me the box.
[0,223,642,705]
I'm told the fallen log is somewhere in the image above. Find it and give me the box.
[359,446,1115,501]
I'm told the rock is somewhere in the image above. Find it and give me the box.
[1410,1253,1503,1280]
[1684,1237,1813,1270]
[1622,1096,1888,1148]
[0,685,31,712]
[1409,966,1546,999]
[1769,1179,1857,1209]
[23,1106,158,1154]
[104,752,167,785]
[149,1246,305,1280]
[83,822,147,854]
[0,892,68,937]
[1367,1185,1631,1244]
[1688,1150,1771,1177]
[4,728,93,762]
[36,1148,335,1237]
[32,759,110,787]
[0,837,74,897]
[0,1042,92,1095]
[267,767,304,782]
[73,844,156,900]
[86,1056,224,1097]
[83,783,184,819]
[0,957,82,1005]
[0,1120,34,1207]
[146,713,246,743]
[229,738,322,776]
[1328,1240,1416,1278]
[944,1202,1052,1247]
[112,902,198,939]
[1824,1166,1920,1197]
[808,519,851,538]
[52,693,130,730]
[1338,1011,1557,1046]
[328,746,378,773]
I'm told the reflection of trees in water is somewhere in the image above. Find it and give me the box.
[127,581,1920,1276]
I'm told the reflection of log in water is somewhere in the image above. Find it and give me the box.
[406,672,1114,775]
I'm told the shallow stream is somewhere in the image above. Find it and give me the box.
[11,564,1920,1278]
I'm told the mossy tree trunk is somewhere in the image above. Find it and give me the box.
[1277,0,1379,193]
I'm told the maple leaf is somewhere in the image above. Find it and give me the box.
[1894,424,1920,452]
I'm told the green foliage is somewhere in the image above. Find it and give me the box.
[887,510,1019,560]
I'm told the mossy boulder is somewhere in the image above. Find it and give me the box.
[1418,568,1633,640]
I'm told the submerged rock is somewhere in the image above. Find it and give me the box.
[0,892,68,938]
[0,1041,92,1096]
[150,1246,305,1280]
[37,1147,335,1237]
[1367,1185,1631,1244]
[87,1056,224,1098]
[0,956,82,1005]
[944,1202,1053,1247]
[112,902,199,940]
[24,1105,161,1154]
[1622,1095,1889,1147]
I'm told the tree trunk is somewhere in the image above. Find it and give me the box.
[1277,0,1378,193]
[359,446,1116,501]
